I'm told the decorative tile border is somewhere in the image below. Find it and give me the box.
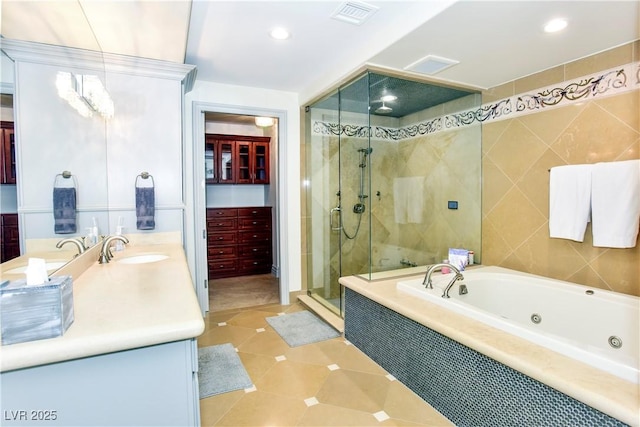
[312,61,640,141]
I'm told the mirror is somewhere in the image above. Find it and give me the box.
[0,3,108,276]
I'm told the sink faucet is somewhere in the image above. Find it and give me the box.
[56,238,86,256]
[422,263,464,298]
[99,235,130,264]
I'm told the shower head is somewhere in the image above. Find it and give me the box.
[375,101,392,114]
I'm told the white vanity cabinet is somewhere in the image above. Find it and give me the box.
[1,338,200,426]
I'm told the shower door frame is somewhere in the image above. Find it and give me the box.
[305,71,373,318]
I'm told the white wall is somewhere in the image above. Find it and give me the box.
[3,40,193,248]
[184,81,302,305]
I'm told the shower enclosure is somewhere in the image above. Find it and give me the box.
[304,70,483,316]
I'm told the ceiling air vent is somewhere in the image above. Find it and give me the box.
[405,55,459,75]
[331,1,379,25]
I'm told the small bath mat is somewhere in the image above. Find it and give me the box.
[266,311,340,347]
[198,343,253,398]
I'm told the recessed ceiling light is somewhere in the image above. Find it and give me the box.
[544,18,568,33]
[270,27,290,40]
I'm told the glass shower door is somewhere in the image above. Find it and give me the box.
[304,72,372,316]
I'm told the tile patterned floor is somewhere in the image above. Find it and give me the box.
[198,302,453,426]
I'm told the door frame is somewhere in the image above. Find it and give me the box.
[190,102,288,314]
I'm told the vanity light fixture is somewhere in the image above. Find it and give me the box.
[544,18,568,33]
[255,116,275,127]
[55,72,114,118]
[269,27,290,40]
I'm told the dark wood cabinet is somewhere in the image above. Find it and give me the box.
[1,122,16,185]
[1,213,20,262]
[207,207,272,279]
[205,134,270,185]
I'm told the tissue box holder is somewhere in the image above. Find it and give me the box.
[1,275,74,345]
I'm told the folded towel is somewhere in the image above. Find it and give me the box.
[53,187,77,234]
[591,159,640,248]
[136,187,155,230]
[549,164,592,242]
[394,177,424,224]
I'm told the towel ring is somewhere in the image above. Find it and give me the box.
[53,171,78,189]
[135,172,155,188]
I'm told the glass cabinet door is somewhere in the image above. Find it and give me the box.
[218,141,234,183]
[236,141,251,183]
[252,142,269,184]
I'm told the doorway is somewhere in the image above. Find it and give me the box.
[202,111,280,312]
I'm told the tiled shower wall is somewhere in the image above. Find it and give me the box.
[481,41,640,296]
[302,41,640,297]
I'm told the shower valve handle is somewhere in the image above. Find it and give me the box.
[330,206,342,231]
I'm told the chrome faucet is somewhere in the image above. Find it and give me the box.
[423,263,465,298]
[56,237,86,256]
[99,235,130,264]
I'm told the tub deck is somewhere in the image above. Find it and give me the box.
[339,270,639,426]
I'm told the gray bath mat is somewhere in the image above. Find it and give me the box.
[198,343,253,398]
[266,311,340,347]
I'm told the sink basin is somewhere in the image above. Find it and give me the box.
[117,254,169,265]
[5,261,68,275]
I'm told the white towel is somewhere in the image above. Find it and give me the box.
[549,164,593,242]
[591,159,640,248]
[394,177,424,224]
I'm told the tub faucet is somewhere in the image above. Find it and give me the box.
[99,235,130,264]
[56,238,86,256]
[423,263,464,298]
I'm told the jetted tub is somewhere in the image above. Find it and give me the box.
[397,266,639,384]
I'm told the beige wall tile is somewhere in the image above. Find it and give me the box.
[486,120,547,183]
[565,43,634,80]
[515,65,565,94]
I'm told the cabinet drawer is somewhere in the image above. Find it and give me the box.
[239,231,271,244]
[207,208,238,218]
[239,258,272,273]
[207,245,237,258]
[1,214,18,226]
[208,231,237,245]
[238,244,271,258]
[208,259,237,273]
[207,218,237,230]
[237,207,270,218]
[239,218,271,229]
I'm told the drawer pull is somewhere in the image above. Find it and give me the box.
[217,223,224,226]
[218,237,224,240]
[252,210,258,214]
[252,221,257,225]
[252,248,258,252]
[219,251,224,254]
[253,262,258,265]
[253,235,257,238]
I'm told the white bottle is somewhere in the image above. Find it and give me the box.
[85,227,95,248]
[91,217,99,246]
[114,218,125,252]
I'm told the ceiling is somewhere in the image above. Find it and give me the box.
[1,0,638,105]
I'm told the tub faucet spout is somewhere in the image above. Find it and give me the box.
[56,238,85,256]
[423,263,464,297]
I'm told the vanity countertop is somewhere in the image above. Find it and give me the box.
[340,271,639,427]
[0,242,204,372]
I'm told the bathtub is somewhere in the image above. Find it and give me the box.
[397,266,639,384]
